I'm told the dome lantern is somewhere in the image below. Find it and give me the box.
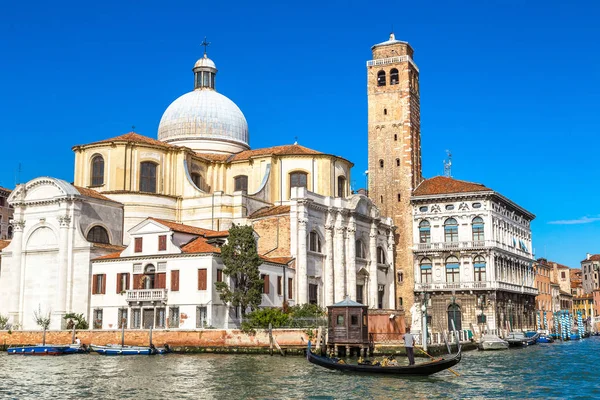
[193,37,217,90]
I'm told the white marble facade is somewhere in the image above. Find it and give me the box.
[0,177,123,330]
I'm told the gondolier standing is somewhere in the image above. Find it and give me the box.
[404,327,415,365]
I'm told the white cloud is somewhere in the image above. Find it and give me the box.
[548,216,600,225]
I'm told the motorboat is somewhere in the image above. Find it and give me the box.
[7,343,89,355]
[505,332,538,347]
[536,334,555,343]
[478,334,509,351]
[90,343,170,355]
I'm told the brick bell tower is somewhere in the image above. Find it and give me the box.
[367,33,422,321]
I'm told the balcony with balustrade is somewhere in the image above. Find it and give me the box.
[414,280,538,295]
[414,240,532,258]
[126,288,168,303]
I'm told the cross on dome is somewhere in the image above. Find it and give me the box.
[201,37,211,55]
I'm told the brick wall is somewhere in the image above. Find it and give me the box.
[252,214,291,258]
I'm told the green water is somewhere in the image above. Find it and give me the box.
[1,338,599,399]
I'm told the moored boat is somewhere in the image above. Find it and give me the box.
[91,344,170,355]
[7,345,67,355]
[305,341,461,376]
[536,334,554,343]
[478,334,509,351]
[505,332,539,347]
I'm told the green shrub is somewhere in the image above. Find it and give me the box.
[241,307,290,333]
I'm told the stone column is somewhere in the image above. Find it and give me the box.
[369,222,378,308]
[9,220,25,325]
[387,229,395,309]
[346,215,356,301]
[56,215,71,325]
[334,211,346,303]
[324,210,335,306]
[297,214,308,305]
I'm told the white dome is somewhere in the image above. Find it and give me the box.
[158,89,249,151]
[194,56,216,69]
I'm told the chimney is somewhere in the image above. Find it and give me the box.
[587,253,591,261]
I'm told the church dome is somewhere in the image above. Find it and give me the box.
[157,52,249,154]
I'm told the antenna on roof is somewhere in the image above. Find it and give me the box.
[294,136,298,145]
[443,150,452,177]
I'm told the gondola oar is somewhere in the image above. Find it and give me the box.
[416,347,460,377]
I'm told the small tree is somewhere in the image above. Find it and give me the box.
[215,224,263,318]
[0,314,9,330]
[63,313,89,329]
[33,305,51,345]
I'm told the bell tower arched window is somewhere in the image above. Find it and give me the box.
[377,70,386,86]
[91,155,104,187]
[390,68,399,85]
[140,162,157,193]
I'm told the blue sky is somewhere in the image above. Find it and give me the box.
[1,1,598,268]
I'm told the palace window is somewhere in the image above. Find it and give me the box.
[309,231,322,253]
[419,220,431,244]
[168,307,179,328]
[234,175,248,192]
[474,256,486,281]
[337,176,346,198]
[191,172,203,189]
[309,284,318,305]
[93,309,103,329]
[472,217,485,242]
[91,155,104,187]
[377,246,386,264]
[356,285,364,304]
[445,256,460,283]
[420,258,433,283]
[377,70,386,86]
[355,240,366,259]
[118,308,128,329]
[390,68,399,85]
[444,218,459,242]
[196,306,208,328]
[140,162,157,193]
[155,307,166,329]
[87,225,110,244]
[132,309,141,329]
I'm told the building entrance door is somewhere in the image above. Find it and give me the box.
[448,304,462,331]
[143,309,154,329]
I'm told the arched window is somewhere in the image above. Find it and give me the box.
[420,258,432,283]
[390,68,399,85]
[290,171,308,195]
[445,256,460,283]
[474,255,486,282]
[234,175,248,192]
[444,218,458,242]
[419,220,431,244]
[87,226,110,244]
[472,217,485,242]
[309,231,322,253]
[377,70,386,86]
[447,303,462,331]
[140,162,157,193]
[7,225,13,239]
[337,176,346,198]
[91,155,104,187]
[191,173,203,189]
[379,159,384,168]
[143,264,156,289]
[377,246,386,264]
[355,240,366,259]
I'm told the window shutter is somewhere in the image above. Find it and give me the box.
[134,237,143,253]
[101,274,106,294]
[171,270,180,291]
[159,235,167,251]
[133,274,142,289]
[277,276,282,296]
[216,269,223,283]
[198,269,207,290]
[92,274,98,294]
[126,273,130,290]
[116,273,122,294]
[156,273,166,289]
[263,275,270,295]
[288,278,293,299]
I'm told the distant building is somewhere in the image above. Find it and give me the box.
[572,293,593,320]
[0,186,13,240]
[534,258,553,330]
[581,254,600,293]
[411,176,537,333]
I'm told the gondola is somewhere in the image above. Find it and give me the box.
[305,341,461,376]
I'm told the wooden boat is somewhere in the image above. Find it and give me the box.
[305,341,461,376]
[7,345,67,355]
[90,344,170,355]
[478,334,509,350]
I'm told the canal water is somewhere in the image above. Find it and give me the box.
[1,337,599,399]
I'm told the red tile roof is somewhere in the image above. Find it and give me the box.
[181,237,221,254]
[582,254,600,262]
[92,243,126,252]
[74,186,121,203]
[261,256,294,265]
[76,132,179,149]
[94,251,122,260]
[249,205,291,219]
[0,186,12,193]
[413,176,491,196]
[0,240,11,251]
[149,218,228,237]
[196,144,352,165]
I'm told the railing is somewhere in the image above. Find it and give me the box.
[415,281,537,295]
[126,289,168,302]
[366,55,419,72]
[414,240,533,258]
